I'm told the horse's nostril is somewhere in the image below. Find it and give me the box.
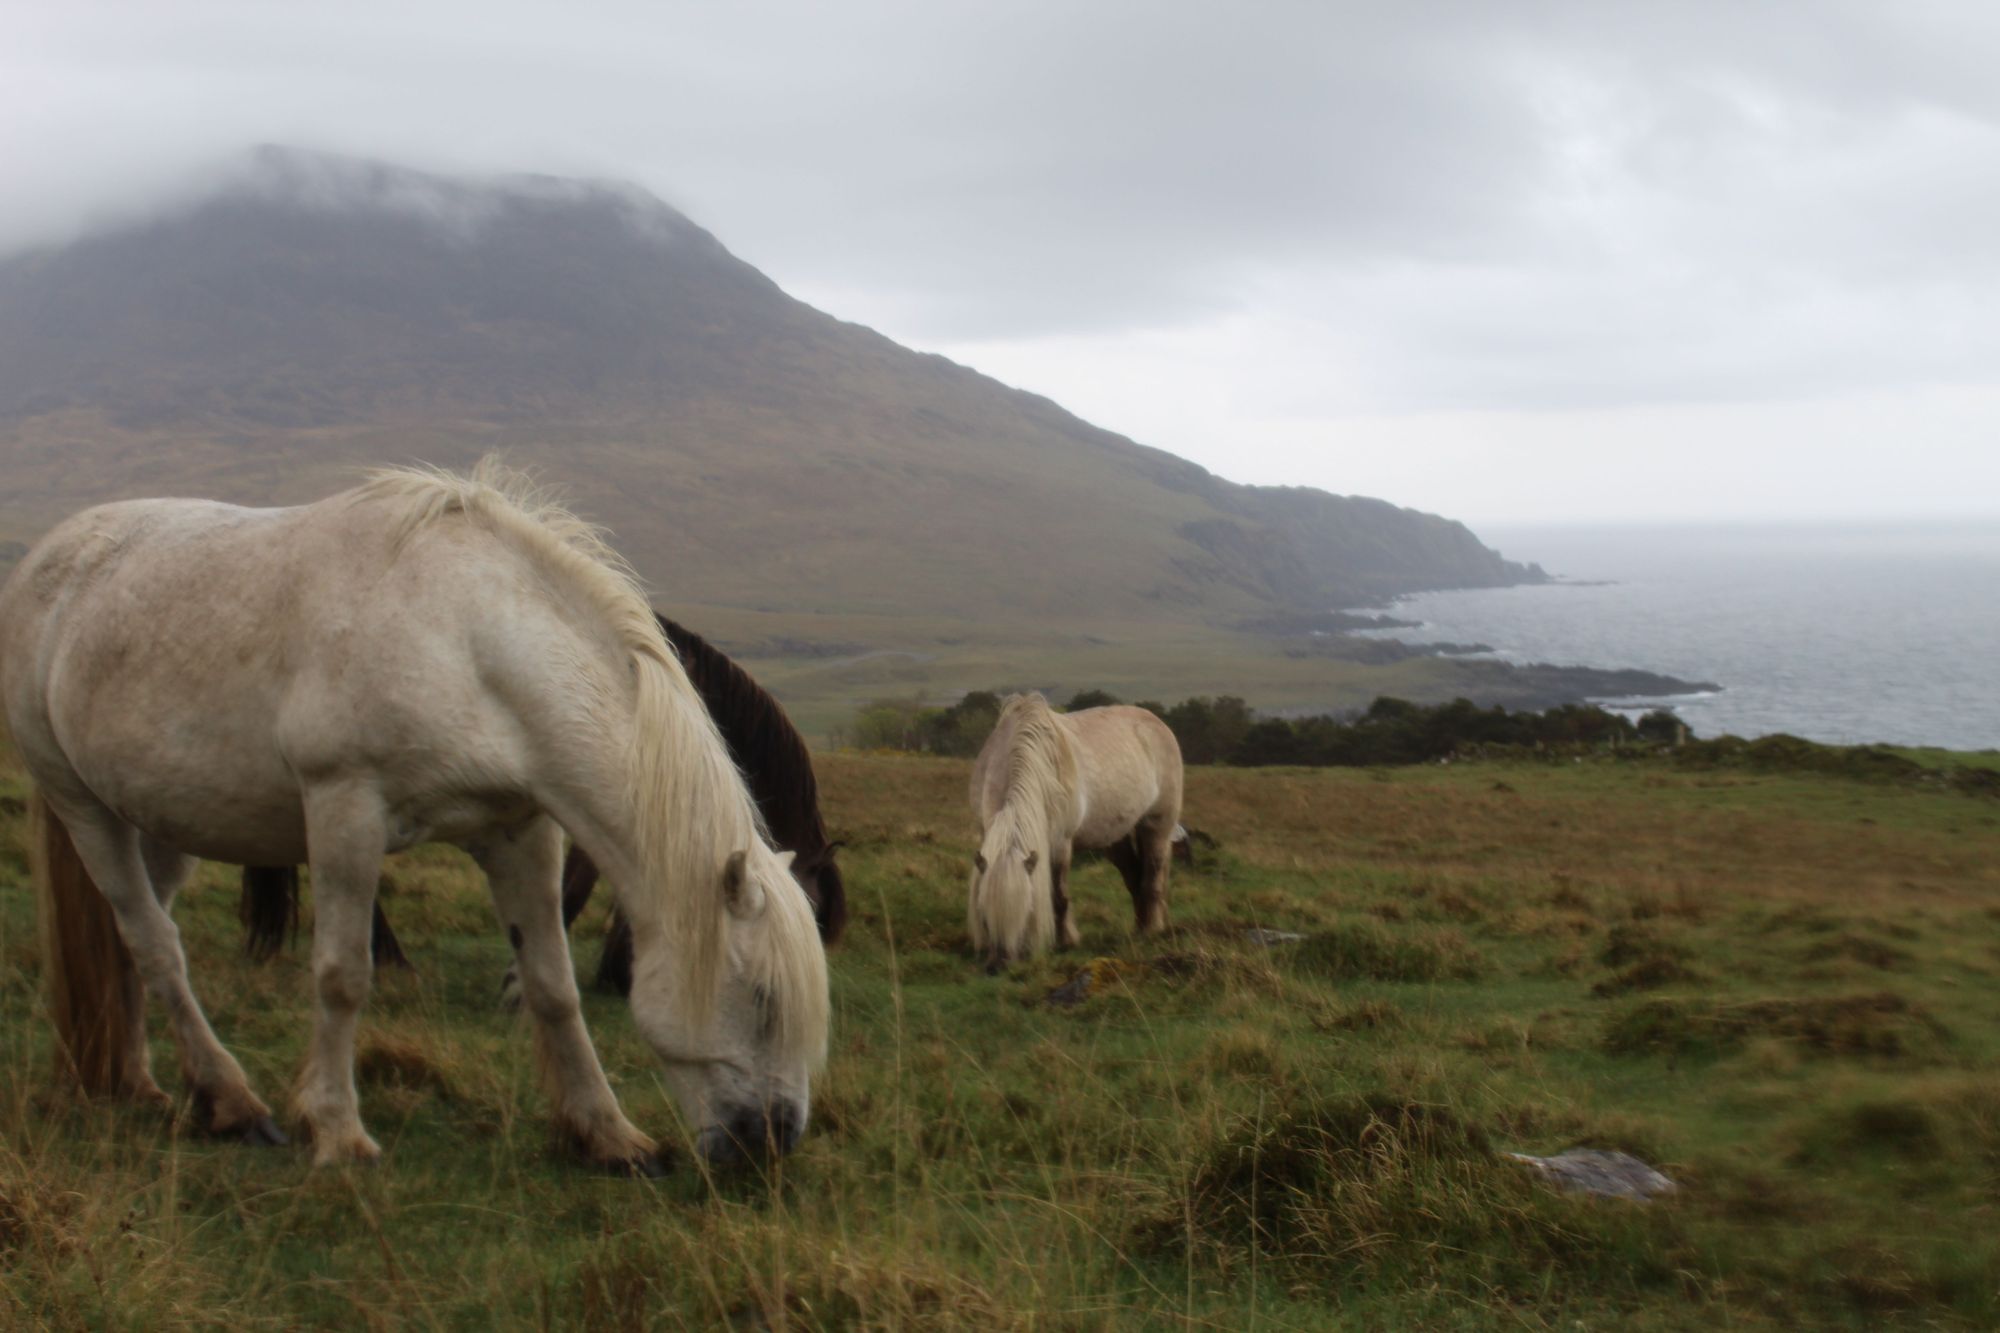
[717,1103,803,1159]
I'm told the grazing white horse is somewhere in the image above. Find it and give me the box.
[967,694,1184,969]
[0,463,827,1170]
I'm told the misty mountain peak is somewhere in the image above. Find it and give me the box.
[207,145,701,248]
[0,147,1533,623]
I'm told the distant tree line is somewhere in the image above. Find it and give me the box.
[834,690,1684,766]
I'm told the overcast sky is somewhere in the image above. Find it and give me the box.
[7,0,1998,525]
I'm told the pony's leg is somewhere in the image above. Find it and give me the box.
[370,897,411,970]
[559,841,599,927]
[58,806,275,1135]
[105,837,199,1105]
[501,841,601,1008]
[139,837,195,909]
[594,913,636,996]
[1132,820,1175,935]
[472,816,659,1173]
[1104,837,1147,929]
[563,845,638,996]
[1050,848,1081,951]
[295,785,388,1164]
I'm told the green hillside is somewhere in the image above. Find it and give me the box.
[4,733,1998,1326]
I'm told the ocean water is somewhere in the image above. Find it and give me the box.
[1357,521,2000,751]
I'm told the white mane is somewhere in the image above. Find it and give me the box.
[354,460,826,1068]
[968,694,1077,959]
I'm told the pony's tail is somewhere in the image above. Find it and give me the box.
[31,794,142,1094]
[239,865,300,961]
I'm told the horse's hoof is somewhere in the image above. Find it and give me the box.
[241,1115,290,1148]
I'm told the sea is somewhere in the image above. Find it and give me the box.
[1354,520,2000,752]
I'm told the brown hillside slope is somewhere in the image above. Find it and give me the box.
[0,148,1570,728]
[0,148,1534,619]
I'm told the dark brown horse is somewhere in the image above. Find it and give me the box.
[240,614,846,991]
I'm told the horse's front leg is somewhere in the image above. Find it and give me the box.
[497,841,609,1009]
[295,784,388,1165]
[471,816,661,1175]
[1050,847,1080,951]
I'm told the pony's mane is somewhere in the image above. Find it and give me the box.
[996,693,1075,819]
[352,461,827,1068]
[967,694,1077,959]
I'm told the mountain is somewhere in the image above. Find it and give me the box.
[0,147,1552,727]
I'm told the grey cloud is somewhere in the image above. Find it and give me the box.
[5,0,2000,443]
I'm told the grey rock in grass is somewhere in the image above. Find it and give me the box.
[1505,1149,1678,1201]
[1244,928,1307,948]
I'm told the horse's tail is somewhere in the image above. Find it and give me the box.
[30,793,141,1094]
[239,865,300,961]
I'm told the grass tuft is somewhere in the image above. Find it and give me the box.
[1603,992,1950,1060]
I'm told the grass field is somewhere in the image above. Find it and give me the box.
[3,737,1999,1329]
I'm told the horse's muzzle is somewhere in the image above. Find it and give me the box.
[698,1100,804,1164]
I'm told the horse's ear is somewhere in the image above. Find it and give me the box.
[1024,850,1039,874]
[723,850,765,919]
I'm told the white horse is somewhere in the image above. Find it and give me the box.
[967,693,1184,969]
[0,463,827,1170]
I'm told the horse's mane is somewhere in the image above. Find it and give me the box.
[968,694,1077,959]
[997,693,1076,821]
[352,461,826,1068]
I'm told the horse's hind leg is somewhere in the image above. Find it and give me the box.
[473,816,658,1174]
[369,897,411,970]
[1131,820,1174,936]
[57,806,276,1136]
[294,784,388,1165]
[1104,832,1168,932]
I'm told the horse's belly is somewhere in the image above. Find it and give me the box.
[1073,782,1161,847]
[76,731,310,865]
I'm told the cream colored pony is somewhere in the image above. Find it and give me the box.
[0,463,827,1171]
[967,694,1184,968]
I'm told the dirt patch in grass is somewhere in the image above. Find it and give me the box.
[1603,992,1949,1060]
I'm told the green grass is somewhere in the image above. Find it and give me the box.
[3,740,1999,1328]
[1886,746,2000,774]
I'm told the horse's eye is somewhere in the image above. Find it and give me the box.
[974,853,988,873]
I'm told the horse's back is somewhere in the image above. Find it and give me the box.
[0,486,604,864]
[1064,705,1182,845]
